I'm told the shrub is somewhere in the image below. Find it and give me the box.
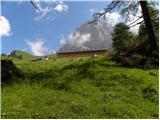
[1,59,23,84]
[111,52,158,68]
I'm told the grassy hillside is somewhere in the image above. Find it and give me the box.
[1,50,40,62]
[14,50,40,61]
[1,56,159,119]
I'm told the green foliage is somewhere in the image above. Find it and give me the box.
[111,52,158,68]
[1,57,159,119]
[112,23,137,53]
[111,6,159,68]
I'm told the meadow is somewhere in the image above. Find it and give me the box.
[1,56,159,119]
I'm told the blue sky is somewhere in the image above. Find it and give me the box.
[1,1,111,55]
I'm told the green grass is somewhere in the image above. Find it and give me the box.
[1,50,40,62]
[1,56,159,119]
[14,50,39,60]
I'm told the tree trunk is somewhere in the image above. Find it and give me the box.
[140,1,158,55]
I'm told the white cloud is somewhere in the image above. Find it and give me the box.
[26,39,48,56]
[92,7,141,34]
[129,22,142,34]
[103,12,121,26]
[59,32,91,50]
[35,7,53,21]
[54,1,68,13]
[90,9,121,26]
[67,32,91,47]
[99,6,142,34]
[80,45,90,50]
[105,11,141,34]
[89,9,95,13]
[60,35,66,46]
[17,0,23,5]
[127,6,143,34]
[34,1,55,21]
[34,1,68,21]
[0,16,12,37]
[59,21,113,52]
[89,8,98,15]
[49,50,56,54]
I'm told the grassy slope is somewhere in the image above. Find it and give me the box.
[15,50,40,60]
[1,57,159,119]
[1,50,40,62]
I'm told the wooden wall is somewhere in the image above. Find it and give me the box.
[57,50,107,58]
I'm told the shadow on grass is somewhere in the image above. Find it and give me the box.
[1,57,151,91]
[1,59,24,86]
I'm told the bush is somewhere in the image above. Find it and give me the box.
[111,52,158,68]
[1,59,23,84]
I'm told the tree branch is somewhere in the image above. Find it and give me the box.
[129,20,144,27]
[30,1,40,12]
[91,1,121,23]
[127,16,143,26]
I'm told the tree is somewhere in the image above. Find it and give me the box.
[112,23,135,53]
[110,5,159,68]
[92,1,159,55]
[139,1,158,55]
[138,5,159,56]
[137,24,151,55]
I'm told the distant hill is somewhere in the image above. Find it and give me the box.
[13,50,39,60]
[1,50,57,62]
[1,50,40,62]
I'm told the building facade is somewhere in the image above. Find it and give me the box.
[57,49,108,58]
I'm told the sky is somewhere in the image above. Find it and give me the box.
[0,0,144,56]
